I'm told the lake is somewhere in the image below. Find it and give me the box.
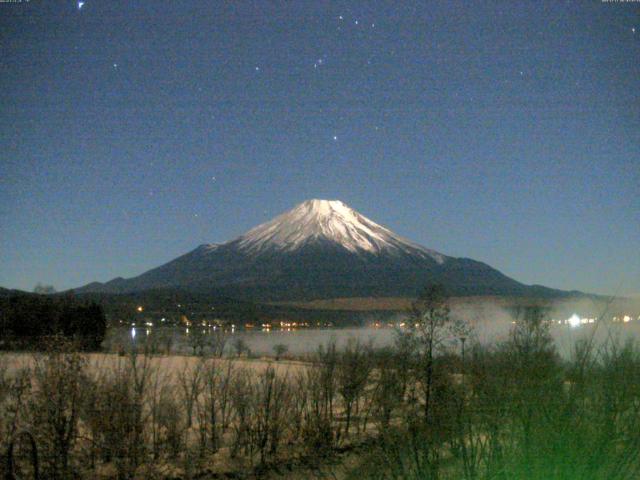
[119,317,640,358]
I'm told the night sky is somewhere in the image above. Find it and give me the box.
[1,1,638,296]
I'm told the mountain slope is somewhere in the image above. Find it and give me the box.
[236,199,445,260]
[76,199,568,300]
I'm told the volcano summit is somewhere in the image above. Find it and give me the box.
[77,199,567,300]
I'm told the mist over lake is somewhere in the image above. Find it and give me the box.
[121,319,640,359]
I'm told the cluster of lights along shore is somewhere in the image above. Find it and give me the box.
[123,303,640,339]
[550,314,638,328]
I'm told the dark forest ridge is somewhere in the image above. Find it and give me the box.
[75,199,582,301]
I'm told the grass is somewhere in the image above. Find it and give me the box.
[2,300,640,479]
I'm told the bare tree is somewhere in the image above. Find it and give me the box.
[208,328,230,358]
[371,347,406,430]
[252,365,291,465]
[178,360,204,429]
[30,339,86,479]
[336,339,372,439]
[229,368,253,459]
[0,365,32,479]
[389,284,460,478]
[148,367,178,459]
[404,284,454,425]
[233,337,248,357]
[197,360,221,453]
[195,358,235,456]
[188,327,207,356]
[300,341,339,455]
[81,349,155,479]
[273,343,289,361]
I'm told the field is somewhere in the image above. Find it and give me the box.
[0,352,307,379]
[0,345,378,480]
[3,299,640,480]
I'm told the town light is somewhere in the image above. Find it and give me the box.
[568,314,581,328]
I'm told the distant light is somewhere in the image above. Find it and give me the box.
[78,1,84,10]
[136,306,144,312]
[131,327,136,339]
[568,314,581,328]
[624,315,631,323]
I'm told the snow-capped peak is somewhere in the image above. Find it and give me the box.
[235,199,445,262]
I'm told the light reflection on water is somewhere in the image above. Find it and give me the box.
[120,321,640,358]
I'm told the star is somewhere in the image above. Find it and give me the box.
[333,135,338,141]
[338,15,343,21]
[113,63,118,69]
[633,27,636,34]
[355,20,359,25]
[255,66,260,71]
[77,1,85,10]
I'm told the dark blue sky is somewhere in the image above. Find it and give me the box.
[1,1,638,296]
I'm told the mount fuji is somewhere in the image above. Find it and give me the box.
[76,199,567,300]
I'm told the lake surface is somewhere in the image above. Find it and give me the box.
[120,319,640,358]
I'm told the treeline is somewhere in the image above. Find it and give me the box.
[79,288,384,327]
[0,294,106,350]
[345,288,640,480]
[1,286,639,479]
